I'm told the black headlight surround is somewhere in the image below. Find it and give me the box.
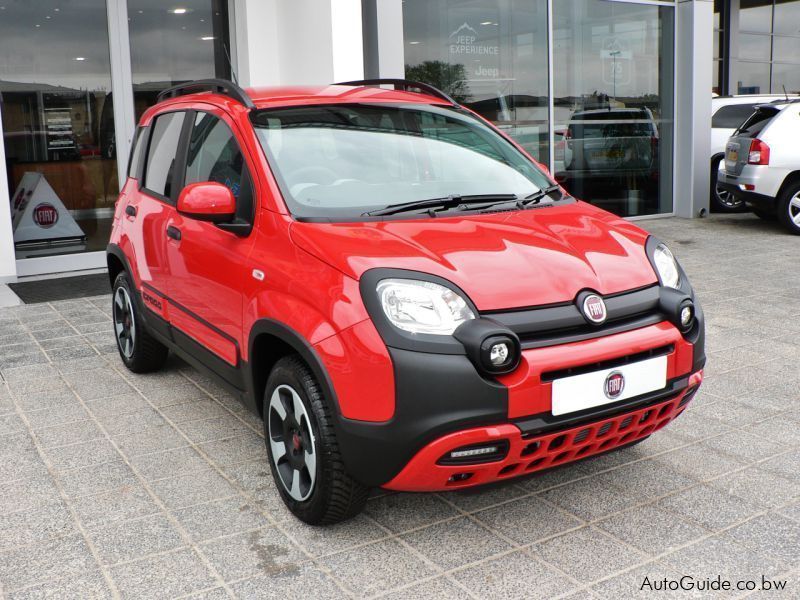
[453,318,521,375]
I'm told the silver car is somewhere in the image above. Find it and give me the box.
[717,101,800,234]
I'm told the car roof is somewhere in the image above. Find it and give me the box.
[140,84,448,125]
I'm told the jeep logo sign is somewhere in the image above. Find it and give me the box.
[604,371,625,399]
[582,294,607,324]
[33,203,59,229]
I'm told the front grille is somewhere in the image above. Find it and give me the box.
[540,344,673,382]
[483,284,663,349]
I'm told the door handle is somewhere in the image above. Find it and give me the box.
[166,225,182,241]
[125,205,137,217]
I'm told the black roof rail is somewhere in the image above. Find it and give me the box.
[334,78,460,106]
[156,78,255,109]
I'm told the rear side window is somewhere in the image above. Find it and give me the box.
[712,104,756,129]
[144,112,186,198]
[735,107,780,138]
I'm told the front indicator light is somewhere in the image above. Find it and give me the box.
[438,440,510,465]
[450,446,500,459]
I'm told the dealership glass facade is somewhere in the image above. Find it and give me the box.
[403,0,674,217]
[0,0,230,263]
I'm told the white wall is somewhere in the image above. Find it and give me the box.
[234,0,364,87]
[0,108,17,283]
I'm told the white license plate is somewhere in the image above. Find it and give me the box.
[551,355,667,416]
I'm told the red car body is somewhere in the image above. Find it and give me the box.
[108,81,704,496]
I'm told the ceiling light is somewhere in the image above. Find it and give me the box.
[171,7,187,14]
[200,36,215,41]
[409,41,420,45]
[481,21,492,25]
[74,57,86,61]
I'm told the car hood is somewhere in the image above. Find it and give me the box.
[290,201,658,311]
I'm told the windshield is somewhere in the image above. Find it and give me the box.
[251,103,553,219]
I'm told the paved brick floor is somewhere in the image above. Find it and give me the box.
[0,214,798,599]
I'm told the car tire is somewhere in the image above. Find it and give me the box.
[710,157,745,212]
[112,272,169,373]
[263,355,368,525]
[777,183,800,235]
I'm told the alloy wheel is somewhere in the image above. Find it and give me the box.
[715,183,743,209]
[789,193,800,226]
[113,286,136,359]
[268,384,317,501]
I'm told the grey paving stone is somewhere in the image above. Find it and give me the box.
[43,437,121,472]
[452,550,575,600]
[318,538,437,597]
[473,495,582,545]
[595,504,708,556]
[0,473,62,515]
[379,576,471,600]
[24,402,90,430]
[128,446,210,481]
[158,398,232,424]
[364,493,460,534]
[698,429,786,463]
[777,500,800,523]
[34,418,103,448]
[533,526,648,584]
[590,562,692,599]
[0,501,76,552]
[64,369,136,401]
[228,565,344,600]
[57,461,138,499]
[708,467,800,508]
[441,481,529,513]
[0,444,48,484]
[744,416,800,447]
[84,393,153,419]
[1,364,59,385]
[12,383,81,413]
[149,467,239,510]
[200,526,306,581]
[538,476,640,521]
[0,533,96,592]
[197,431,264,466]
[72,483,160,529]
[173,496,273,543]
[0,412,26,436]
[283,513,388,558]
[662,535,783,582]
[595,459,698,502]
[46,345,100,363]
[109,548,218,600]
[93,406,167,437]
[177,414,254,444]
[87,513,185,565]
[114,423,189,458]
[6,569,114,600]
[653,444,745,481]
[658,484,764,531]
[724,513,800,565]
[401,516,512,571]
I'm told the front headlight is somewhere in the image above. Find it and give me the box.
[376,278,475,335]
[653,243,681,289]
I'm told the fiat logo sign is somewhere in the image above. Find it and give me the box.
[582,294,607,324]
[604,371,625,399]
[33,203,59,229]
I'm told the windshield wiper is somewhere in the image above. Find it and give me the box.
[363,194,518,217]
[518,184,564,207]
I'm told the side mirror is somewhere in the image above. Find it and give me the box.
[177,182,236,224]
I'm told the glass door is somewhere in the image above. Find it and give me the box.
[1,1,118,261]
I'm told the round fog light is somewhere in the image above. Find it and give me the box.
[489,342,509,366]
[680,305,694,328]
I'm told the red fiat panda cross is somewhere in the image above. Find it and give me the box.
[108,79,705,525]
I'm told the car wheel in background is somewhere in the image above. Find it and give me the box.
[264,356,368,525]
[112,272,169,373]
[777,183,800,235]
[710,157,746,212]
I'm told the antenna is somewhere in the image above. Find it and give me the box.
[783,84,789,102]
[223,43,238,86]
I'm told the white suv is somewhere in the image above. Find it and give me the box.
[710,95,797,212]
[717,101,800,234]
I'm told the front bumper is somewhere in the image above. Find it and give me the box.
[385,370,702,491]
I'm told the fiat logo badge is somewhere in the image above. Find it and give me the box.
[582,294,607,324]
[604,371,625,399]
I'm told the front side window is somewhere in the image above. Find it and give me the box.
[144,112,186,198]
[185,112,254,222]
[252,103,553,220]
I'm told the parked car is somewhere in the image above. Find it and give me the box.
[710,94,797,212]
[107,78,705,525]
[717,100,800,234]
